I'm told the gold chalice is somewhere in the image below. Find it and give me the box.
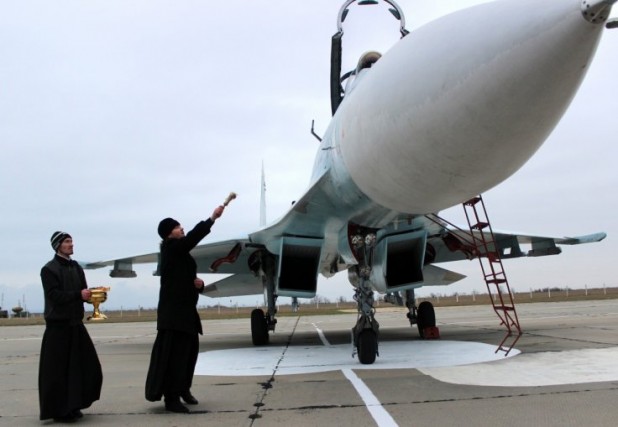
[87,286,110,321]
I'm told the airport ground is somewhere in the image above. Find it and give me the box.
[2,285,617,325]
[1,297,618,426]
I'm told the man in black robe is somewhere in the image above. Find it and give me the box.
[145,204,225,413]
[39,231,103,422]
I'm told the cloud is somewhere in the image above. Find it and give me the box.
[1,0,616,314]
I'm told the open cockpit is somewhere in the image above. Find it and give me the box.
[330,0,408,114]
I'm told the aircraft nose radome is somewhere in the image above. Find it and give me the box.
[336,0,608,215]
[581,0,618,24]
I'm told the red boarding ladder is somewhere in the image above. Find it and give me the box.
[462,195,522,355]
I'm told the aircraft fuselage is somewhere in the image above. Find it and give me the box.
[320,0,605,215]
[251,0,610,292]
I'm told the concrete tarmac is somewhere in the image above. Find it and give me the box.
[1,299,618,426]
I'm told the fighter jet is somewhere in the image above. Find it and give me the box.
[87,0,612,364]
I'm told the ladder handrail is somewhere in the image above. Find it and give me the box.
[462,195,522,355]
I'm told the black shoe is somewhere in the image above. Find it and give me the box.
[71,409,83,419]
[53,413,77,423]
[165,400,190,413]
[181,391,198,405]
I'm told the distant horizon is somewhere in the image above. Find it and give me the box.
[3,283,616,315]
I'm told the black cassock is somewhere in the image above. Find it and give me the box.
[39,322,102,420]
[145,219,213,402]
[145,330,199,401]
[39,255,103,420]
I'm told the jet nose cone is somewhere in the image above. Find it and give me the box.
[336,0,610,215]
[582,0,618,24]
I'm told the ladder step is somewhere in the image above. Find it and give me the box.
[471,222,489,230]
[485,278,506,284]
[464,196,482,206]
[487,252,500,262]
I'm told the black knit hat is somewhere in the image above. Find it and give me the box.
[158,218,179,239]
[51,231,72,251]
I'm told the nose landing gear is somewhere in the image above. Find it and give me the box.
[350,229,380,364]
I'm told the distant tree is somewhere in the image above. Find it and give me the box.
[310,295,330,304]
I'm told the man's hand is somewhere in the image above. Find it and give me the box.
[81,289,92,301]
[194,278,205,290]
[211,205,224,221]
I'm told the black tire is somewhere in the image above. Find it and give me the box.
[417,301,436,339]
[251,308,269,346]
[357,330,377,365]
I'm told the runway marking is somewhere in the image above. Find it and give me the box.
[311,323,330,346]
[195,340,517,376]
[342,368,398,427]
[419,346,618,386]
[196,339,618,387]
[195,340,517,424]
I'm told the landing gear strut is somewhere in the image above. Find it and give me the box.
[350,228,380,364]
[250,252,278,346]
[405,288,418,326]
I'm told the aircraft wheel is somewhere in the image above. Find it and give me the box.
[357,330,377,365]
[251,308,269,346]
[417,301,436,339]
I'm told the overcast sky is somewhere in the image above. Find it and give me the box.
[1,0,617,314]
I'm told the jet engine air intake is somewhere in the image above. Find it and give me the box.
[382,231,426,289]
[275,237,322,298]
[363,230,427,291]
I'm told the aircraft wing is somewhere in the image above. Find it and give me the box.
[82,172,335,290]
[200,274,263,298]
[427,226,607,264]
[84,238,262,278]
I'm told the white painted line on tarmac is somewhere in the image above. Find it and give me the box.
[312,323,331,346]
[342,368,398,427]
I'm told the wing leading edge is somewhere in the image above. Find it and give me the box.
[426,225,606,265]
[84,238,260,278]
[84,223,606,296]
